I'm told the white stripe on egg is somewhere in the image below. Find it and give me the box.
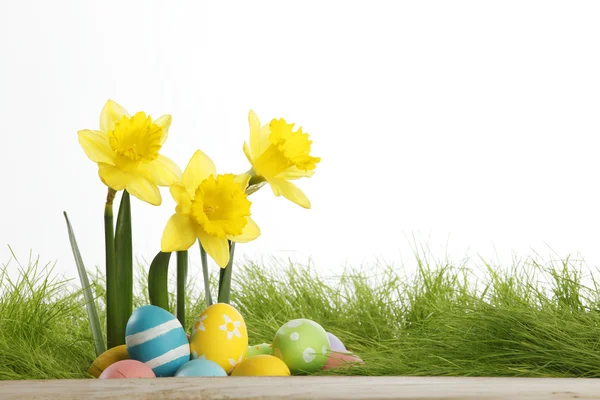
[145,344,190,369]
[126,319,182,347]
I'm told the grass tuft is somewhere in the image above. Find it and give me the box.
[2,251,600,379]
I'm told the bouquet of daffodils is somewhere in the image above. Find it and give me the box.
[66,100,319,355]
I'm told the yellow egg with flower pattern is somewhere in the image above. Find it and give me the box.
[189,303,248,374]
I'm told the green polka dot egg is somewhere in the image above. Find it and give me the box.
[247,343,273,358]
[272,319,329,374]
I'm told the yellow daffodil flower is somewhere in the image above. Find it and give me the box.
[161,150,260,268]
[78,100,182,205]
[243,110,320,209]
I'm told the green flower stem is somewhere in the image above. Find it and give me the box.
[114,190,132,346]
[176,251,188,328]
[104,188,118,349]
[199,242,213,308]
[217,241,235,304]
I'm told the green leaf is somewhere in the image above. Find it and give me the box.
[63,211,105,357]
[148,251,172,311]
[114,190,132,346]
[176,251,188,328]
[217,241,235,304]
[104,198,118,349]
[199,242,213,308]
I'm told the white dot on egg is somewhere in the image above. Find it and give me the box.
[287,320,302,328]
[322,346,328,356]
[290,332,300,341]
[303,348,316,363]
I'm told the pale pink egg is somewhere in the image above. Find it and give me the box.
[99,360,156,379]
[323,351,364,370]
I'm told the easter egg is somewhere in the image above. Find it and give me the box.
[125,305,190,377]
[273,319,329,374]
[99,360,156,378]
[88,345,129,378]
[190,303,248,374]
[324,351,364,370]
[327,332,346,352]
[231,355,290,376]
[174,359,228,377]
[247,343,273,358]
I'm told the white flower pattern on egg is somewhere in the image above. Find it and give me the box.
[287,320,302,328]
[227,354,244,374]
[192,315,207,335]
[218,314,242,340]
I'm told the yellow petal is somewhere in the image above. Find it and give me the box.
[98,163,129,191]
[170,183,192,214]
[126,174,162,206]
[161,213,198,252]
[198,229,230,268]
[277,166,316,180]
[243,142,254,164]
[258,124,272,156]
[78,130,114,164]
[154,115,172,145]
[228,217,260,243]
[248,110,272,158]
[182,150,217,197]
[140,154,182,186]
[248,110,261,158]
[100,100,130,132]
[270,178,311,209]
[234,173,251,190]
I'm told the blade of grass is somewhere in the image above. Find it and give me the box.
[177,251,188,328]
[63,211,105,357]
[217,241,235,304]
[104,188,118,349]
[199,241,213,308]
[147,251,172,311]
[114,190,132,346]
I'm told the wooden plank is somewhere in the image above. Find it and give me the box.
[0,376,599,399]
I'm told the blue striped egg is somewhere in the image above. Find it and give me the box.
[125,305,190,377]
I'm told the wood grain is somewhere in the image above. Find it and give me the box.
[0,376,599,399]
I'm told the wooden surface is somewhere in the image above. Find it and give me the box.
[0,376,599,399]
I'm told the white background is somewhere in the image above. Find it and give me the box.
[1,1,599,281]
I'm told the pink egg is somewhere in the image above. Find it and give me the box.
[323,351,364,370]
[99,360,156,379]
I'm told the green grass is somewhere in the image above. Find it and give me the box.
[2,250,600,380]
